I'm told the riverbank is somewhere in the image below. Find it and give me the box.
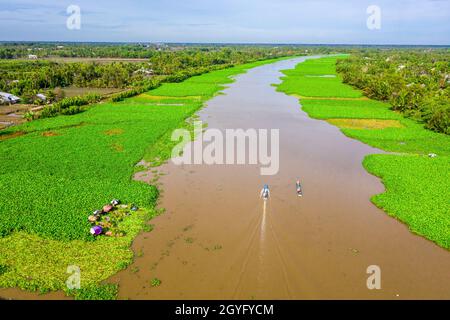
[277,56,450,249]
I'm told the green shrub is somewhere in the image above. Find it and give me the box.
[40,94,101,118]
[0,264,9,276]
[422,95,450,134]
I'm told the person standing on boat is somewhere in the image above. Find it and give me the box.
[296,179,303,197]
[260,184,270,200]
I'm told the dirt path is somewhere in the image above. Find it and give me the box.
[111,57,450,299]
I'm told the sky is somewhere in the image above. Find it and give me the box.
[0,0,449,45]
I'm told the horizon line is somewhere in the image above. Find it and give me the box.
[0,40,449,47]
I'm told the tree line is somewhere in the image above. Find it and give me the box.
[0,45,318,105]
[337,49,450,134]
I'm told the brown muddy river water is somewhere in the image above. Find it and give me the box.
[112,57,450,299]
[2,57,449,300]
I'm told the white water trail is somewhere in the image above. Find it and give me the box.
[261,200,267,243]
[257,200,268,288]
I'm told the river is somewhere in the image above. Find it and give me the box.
[112,57,450,299]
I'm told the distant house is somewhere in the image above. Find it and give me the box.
[28,54,38,59]
[36,93,47,102]
[56,45,65,49]
[0,92,21,104]
[133,68,154,77]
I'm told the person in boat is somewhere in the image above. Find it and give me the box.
[296,179,303,197]
[260,184,270,200]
